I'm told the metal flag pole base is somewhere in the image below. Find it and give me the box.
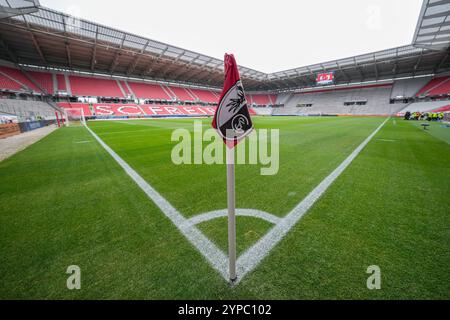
[229,277,238,287]
[226,144,237,283]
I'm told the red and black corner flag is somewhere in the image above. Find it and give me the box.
[213,54,253,282]
[213,54,253,148]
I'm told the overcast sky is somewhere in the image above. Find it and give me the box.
[40,0,423,73]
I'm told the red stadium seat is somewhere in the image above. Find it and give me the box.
[251,94,271,106]
[120,81,131,97]
[57,102,93,116]
[169,86,195,101]
[28,71,54,94]
[416,77,450,96]
[0,72,23,91]
[128,82,171,100]
[0,66,252,105]
[269,94,277,104]
[70,76,124,97]
[56,74,67,92]
[0,66,40,92]
[190,88,220,103]
[428,78,450,96]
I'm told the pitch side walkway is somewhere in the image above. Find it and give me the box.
[0,124,58,162]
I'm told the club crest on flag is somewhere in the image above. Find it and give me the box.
[215,80,253,140]
[213,54,253,146]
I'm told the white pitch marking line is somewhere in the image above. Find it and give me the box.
[189,209,281,226]
[84,117,389,285]
[234,117,390,284]
[376,138,397,142]
[85,126,229,281]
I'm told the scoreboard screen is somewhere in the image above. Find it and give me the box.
[316,72,334,86]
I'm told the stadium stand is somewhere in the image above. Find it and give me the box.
[119,81,131,97]
[416,76,450,96]
[170,86,196,101]
[0,98,56,120]
[249,94,272,106]
[127,82,171,100]
[28,71,54,95]
[121,81,135,97]
[275,84,402,116]
[70,76,124,98]
[0,66,40,92]
[428,78,450,96]
[0,72,23,91]
[276,93,294,106]
[190,88,219,103]
[252,108,274,116]
[390,77,432,99]
[269,94,277,105]
[2,61,449,118]
[432,104,450,113]
[244,93,278,107]
[57,102,93,116]
[397,100,450,115]
[0,66,220,104]
[56,74,67,93]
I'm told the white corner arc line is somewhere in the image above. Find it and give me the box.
[85,126,229,280]
[85,117,389,285]
[233,117,390,285]
[189,209,281,226]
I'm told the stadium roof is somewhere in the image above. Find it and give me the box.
[0,1,449,91]
[413,0,450,50]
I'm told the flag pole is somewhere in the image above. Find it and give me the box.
[226,144,237,283]
[213,54,252,283]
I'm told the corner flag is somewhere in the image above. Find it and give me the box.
[213,54,253,148]
[212,54,253,283]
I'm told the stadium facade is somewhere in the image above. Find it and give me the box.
[0,0,450,121]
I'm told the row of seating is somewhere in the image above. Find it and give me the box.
[397,100,450,115]
[416,76,450,97]
[247,94,277,106]
[0,67,40,92]
[0,66,278,106]
[58,102,258,117]
[276,84,404,116]
[0,98,57,120]
[390,77,432,99]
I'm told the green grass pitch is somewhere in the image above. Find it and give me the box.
[0,116,448,299]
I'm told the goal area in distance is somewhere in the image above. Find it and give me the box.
[63,108,86,127]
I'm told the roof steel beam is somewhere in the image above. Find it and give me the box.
[22,16,47,64]
[30,33,46,64]
[373,54,379,80]
[126,39,150,75]
[91,26,98,71]
[0,35,18,63]
[434,51,449,72]
[109,34,126,74]
[353,57,364,81]
[65,42,72,69]
[428,0,450,8]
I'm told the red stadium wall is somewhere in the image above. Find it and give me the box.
[58,103,257,118]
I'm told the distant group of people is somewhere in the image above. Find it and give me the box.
[0,117,14,124]
[404,111,445,121]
